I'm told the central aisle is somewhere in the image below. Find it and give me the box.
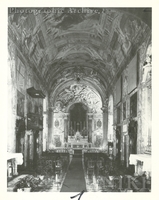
[60,156,86,192]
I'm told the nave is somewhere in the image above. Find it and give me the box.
[7,7,152,192]
[7,150,151,192]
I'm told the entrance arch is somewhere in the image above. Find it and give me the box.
[50,83,106,149]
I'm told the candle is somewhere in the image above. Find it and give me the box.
[55,174,58,182]
[77,122,79,131]
[80,121,82,132]
[74,121,76,131]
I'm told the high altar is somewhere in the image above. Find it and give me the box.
[67,131,89,149]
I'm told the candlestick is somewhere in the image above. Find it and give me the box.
[77,122,79,131]
[74,121,76,131]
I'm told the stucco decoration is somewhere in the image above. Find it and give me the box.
[52,115,64,146]
[92,128,103,147]
[54,119,59,128]
[52,114,64,146]
[97,119,102,128]
[142,43,152,83]
[54,84,102,113]
[52,67,105,93]
[137,42,152,154]
[54,101,65,112]
[122,68,128,98]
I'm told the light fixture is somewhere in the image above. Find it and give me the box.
[76,77,80,82]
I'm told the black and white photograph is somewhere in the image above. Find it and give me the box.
[4,3,155,197]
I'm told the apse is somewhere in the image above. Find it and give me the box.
[51,83,103,147]
[69,103,87,132]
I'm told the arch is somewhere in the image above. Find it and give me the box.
[49,79,107,108]
[46,64,111,92]
[51,82,103,115]
[108,95,114,138]
[66,100,89,113]
[69,102,88,133]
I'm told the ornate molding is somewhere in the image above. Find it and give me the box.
[88,113,93,119]
[53,83,102,113]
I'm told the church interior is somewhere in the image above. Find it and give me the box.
[7,7,152,192]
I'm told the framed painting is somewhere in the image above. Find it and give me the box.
[17,90,25,117]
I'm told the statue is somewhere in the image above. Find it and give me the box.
[75,130,81,142]
[142,54,152,83]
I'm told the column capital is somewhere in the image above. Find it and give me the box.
[63,113,69,119]
[101,106,107,113]
[101,98,109,113]
[87,113,93,119]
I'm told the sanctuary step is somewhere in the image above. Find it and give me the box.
[68,136,89,149]
[73,149,82,158]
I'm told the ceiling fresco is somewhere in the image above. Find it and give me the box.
[53,83,102,113]
[8,7,151,96]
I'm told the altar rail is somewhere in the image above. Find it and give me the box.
[68,136,88,143]
[7,153,23,180]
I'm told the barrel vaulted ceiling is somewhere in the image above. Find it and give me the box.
[8,7,151,98]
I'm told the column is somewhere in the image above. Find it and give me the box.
[113,125,117,157]
[43,97,48,152]
[101,102,108,151]
[88,113,93,143]
[48,108,53,150]
[8,40,17,153]
[64,113,69,143]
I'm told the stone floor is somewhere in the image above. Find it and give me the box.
[61,157,86,192]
